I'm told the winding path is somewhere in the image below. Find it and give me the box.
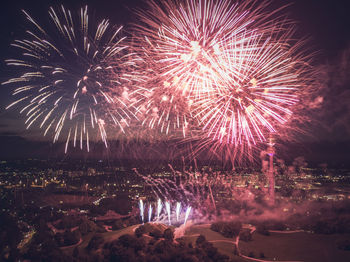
[236,225,303,262]
[60,237,83,250]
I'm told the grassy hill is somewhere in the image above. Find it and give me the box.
[62,222,350,262]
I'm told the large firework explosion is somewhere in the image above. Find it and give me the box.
[132,0,313,161]
[134,0,287,97]
[192,32,311,146]
[3,6,141,152]
[131,0,285,137]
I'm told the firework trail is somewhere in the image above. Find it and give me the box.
[165,201,171,225]
[157,198,163,220]
[136,165,232,210]
[148,204,153,222]
[139,199,145,223]
[136,164,273,217]
[176,201,181,221]
[3,6,140,152]
[184,206,192,226]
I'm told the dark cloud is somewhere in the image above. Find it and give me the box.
[0,131,19,136]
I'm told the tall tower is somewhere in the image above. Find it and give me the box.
[267,134,275,205]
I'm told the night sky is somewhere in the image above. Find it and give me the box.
[0,0,349,164]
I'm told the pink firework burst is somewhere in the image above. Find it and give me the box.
[130,76,196,137]
[193,29,311,148]
[132,0,313,161]
[135,0,285,97]
[132,0,288,137]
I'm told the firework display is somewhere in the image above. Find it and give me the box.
[132,0,310,147]
[2,1,347,262]
[3,6,140,152]
[3,0,312,159]
[138,198,191,226]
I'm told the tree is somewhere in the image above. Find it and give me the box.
[337,240,350,251]
[109,245,137,262]
[163,228,174,241]
[112,220,124,231]
[149,228,162,239]
[135,226,146,238]
[239,229,252,242]
[63,230,81,246]
[248,251,255,258]
[154,240,173,254]
[119,234,138,248]
[73,247,79,258]
[0,212,21,255]
[210,221,242,238]
[196,235,206,246]
[256,223,270,236]
[221,222,242,238]
[210,221,224,232]
[79,218,96,235]
[87,235,104,251]
[57,216,77,230]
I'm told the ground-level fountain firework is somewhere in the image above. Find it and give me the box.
[139,199,192,227]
